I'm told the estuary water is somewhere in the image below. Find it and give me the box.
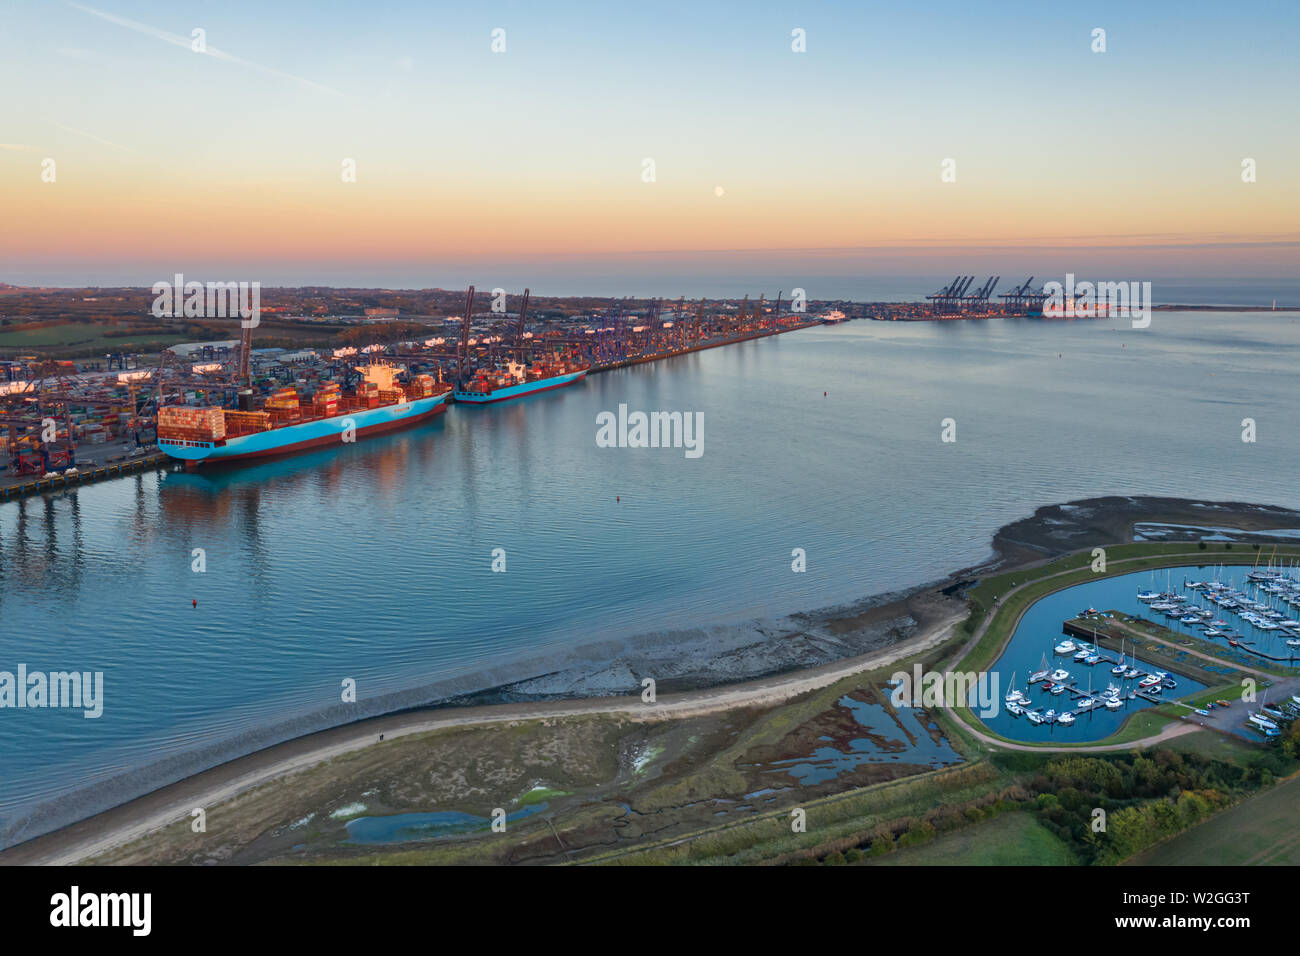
[3,310,1300,845]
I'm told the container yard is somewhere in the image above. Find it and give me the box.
[0,288,824,493]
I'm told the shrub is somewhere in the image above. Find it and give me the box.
[897,821,936,848]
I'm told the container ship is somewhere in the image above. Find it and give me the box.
[453,358,588,404]
[157,363,451,465]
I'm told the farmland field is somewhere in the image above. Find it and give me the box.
[0,323,192,353]
[868,812,1078,866]
[1127,774,1300,865]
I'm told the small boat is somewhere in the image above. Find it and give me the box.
[1287,639,1300,647]
[1054,640,1077,655]
[1105,697,1123,710]
[1161,677,1177,689]
[1057,711,1076,725]
[1084,654,1101,665]
[1049,668,1070,683]
[1004,671,1022,705]
[1006,702,1024,717]
[1124,667,1139,679]
[1073,649,1090,662]
[1248,713,1278,730]
[1050,683,1066,695]
[1029,653,1050,684]
[1027,711,1044,725]
[1194,709,1209,717]
[1077,697,1096,711]
[1139,674,1162,687]
[1044,709,1058,723]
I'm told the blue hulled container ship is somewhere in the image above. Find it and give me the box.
[453,359,588,404]
[158,363,452,465]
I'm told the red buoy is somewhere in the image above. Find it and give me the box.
[192,599,197,608]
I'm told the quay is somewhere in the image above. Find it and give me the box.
[1,316,826,505]
[0,451,170,502]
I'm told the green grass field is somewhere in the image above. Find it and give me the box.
[1128,775,1300,865]
[868,812,1077,866]
[0,323,192,353]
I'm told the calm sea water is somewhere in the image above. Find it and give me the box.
[4,310,1300,845]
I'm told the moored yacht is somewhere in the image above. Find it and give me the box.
[1029,653,1050,684]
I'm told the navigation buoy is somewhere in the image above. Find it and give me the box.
[824,391,827,396]
[616,496,620,502]
[192,599,197,608]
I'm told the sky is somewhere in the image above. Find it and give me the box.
[1,0,1298,291]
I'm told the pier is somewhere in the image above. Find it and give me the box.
[1065,614,1298,669]
[0,452,170,502]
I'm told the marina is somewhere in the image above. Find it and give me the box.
[1128,560,1300,662]
[983,568,1226,742]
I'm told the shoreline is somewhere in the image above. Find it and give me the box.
[7,494,1300,861]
